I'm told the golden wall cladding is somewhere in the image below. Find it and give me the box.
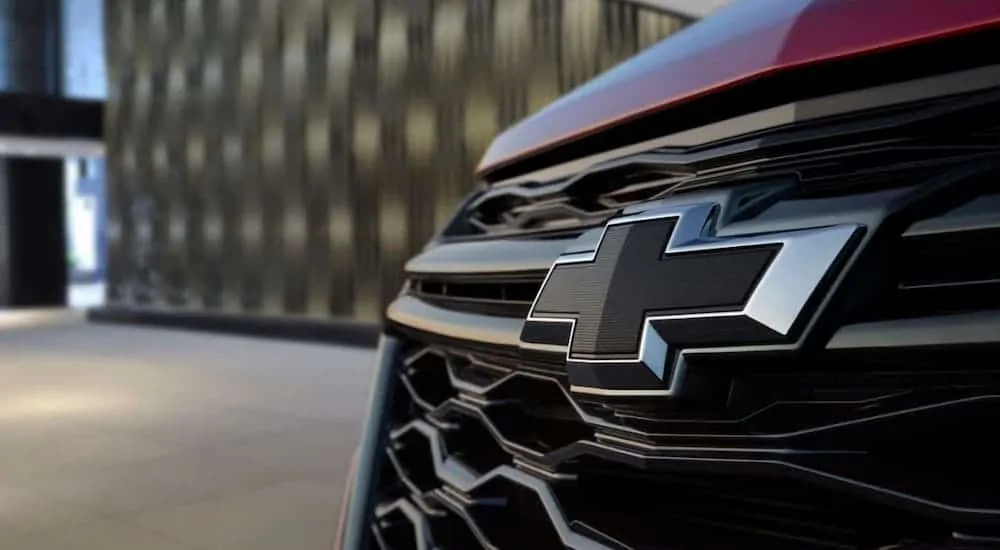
[104,0,689,321]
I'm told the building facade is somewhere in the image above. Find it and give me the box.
[104,0,692,322]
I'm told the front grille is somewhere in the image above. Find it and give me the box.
[370,343,1000,550]
[357,78,1000,550]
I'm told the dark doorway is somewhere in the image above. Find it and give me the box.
[0,158,68,307]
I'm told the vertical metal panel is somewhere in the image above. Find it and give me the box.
[104,0,691,320]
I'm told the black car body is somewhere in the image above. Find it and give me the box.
[338,1,1000,548]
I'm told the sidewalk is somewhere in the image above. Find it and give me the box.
[0,317,374,550]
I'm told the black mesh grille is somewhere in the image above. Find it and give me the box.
[407,276,544,318]
[366,340,1000,550]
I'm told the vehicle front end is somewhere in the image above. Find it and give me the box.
[338,1,1000,548]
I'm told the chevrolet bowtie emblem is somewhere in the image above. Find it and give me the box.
[519,202,860,397]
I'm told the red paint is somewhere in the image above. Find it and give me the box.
[477,0,1000,177]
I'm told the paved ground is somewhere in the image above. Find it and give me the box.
[0,312,375,550]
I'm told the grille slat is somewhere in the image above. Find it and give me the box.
[862,190,1000,322]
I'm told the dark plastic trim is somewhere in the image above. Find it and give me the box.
[87,306,380,348]
[337,335,401,550]
[827,310,1000,350]
[903,193,1000,237]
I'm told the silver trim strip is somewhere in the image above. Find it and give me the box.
[388,295,523,348]
[405,238,574,275]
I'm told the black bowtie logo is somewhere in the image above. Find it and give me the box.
[520,202,859,397]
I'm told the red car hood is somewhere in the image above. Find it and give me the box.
[477,0,1000,177]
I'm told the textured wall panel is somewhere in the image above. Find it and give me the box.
[104,0,691,321]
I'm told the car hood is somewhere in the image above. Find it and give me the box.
[477,0,1000,177]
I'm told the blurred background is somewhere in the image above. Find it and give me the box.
[100,0,706,324]
[0,0,730,321]
[0,1,730,548]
